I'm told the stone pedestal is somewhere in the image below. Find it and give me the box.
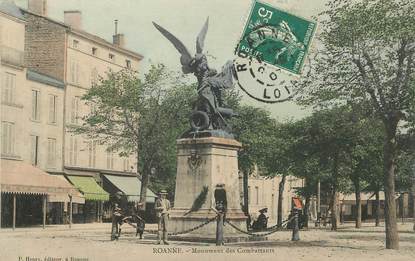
[169,137,247,237]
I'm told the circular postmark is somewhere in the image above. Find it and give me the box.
[233,50,295,103]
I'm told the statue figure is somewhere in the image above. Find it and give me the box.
[153,18,237,138]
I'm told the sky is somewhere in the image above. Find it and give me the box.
[15,0,329,121]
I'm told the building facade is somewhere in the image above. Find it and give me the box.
[1,0,155,228]
[239,167,304,225]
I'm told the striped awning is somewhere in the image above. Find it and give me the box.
[66,176,109,201]
[0,159,75,201]
[48,176,85,204]
[103,174,157,203]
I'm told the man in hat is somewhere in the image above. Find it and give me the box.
[110,192,125,240]
[154,189,171,244]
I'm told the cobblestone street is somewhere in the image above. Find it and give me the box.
[1,222,414,261]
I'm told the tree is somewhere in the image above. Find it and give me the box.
[348,114,384,228]
[230,105,275,220]
[72,64,191,209]
[261,119,298,227]
[293,0,415,248]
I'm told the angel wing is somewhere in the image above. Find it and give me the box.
[152,22,194,74]
[196,17,209,54]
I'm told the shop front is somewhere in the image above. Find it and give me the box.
[65,175,109,223]
[102,174,157,222]
[0,159,81,228]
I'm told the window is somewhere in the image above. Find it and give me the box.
[32,90,40,121]
[70,96,80,124]
[125,60,131,69]
[1,122,15,155]
[2,72,15,103]
[90,68,98,87]
[123,158,130,171]
[255,186,259,205]
[106,148,114,169]
[88,140,97,168]
[73,39,79,49]
[70,60,80,84]
[47,138,56,168]
[30,135,39,165]
[48,95,58,124]
[69,136,78,165]
[108,53,115,61]
[92,47,98,56]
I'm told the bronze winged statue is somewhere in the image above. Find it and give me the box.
[153,18,237,138]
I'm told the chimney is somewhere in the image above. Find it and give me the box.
[28,0,47,16]
[112,20,125,48]
[64,10,82,30]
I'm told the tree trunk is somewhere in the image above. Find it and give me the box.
[375,189,381,227]
[139,158,148,211]
[353,179,362,228]
[317,180,321,223]
[412,179,415,231]
[277,174,287,228]
[304,194,311,228]
[242,170,250,229]
[330,153,339,231]
[383,122,399,249]
[330,190,339,230]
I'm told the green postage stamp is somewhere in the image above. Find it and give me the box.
[236,0,317,75]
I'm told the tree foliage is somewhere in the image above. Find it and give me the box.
[72,64,196,207]
[289,0,415,249]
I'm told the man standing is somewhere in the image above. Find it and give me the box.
[155,190,171,244]
[110,192,124,241]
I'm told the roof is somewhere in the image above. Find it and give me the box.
[27,69,65,88]
[103,174,157,203]
[21,8,143,60]
[0,0,25,21]
[66,175,109,201]
[0,159,76,198]
[70,29,144,60]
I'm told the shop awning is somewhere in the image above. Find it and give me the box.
[48,176,85,204]
[103,174,157,203]
[66,176,109,201]
[0,159,74,200]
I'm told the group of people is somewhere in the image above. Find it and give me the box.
[111,189,171,245]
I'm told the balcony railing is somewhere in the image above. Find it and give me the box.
[0,45,24,67]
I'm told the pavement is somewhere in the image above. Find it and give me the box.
[0,221,414,261]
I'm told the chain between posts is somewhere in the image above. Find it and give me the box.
[225,216,296,237]
[143,216,217,236]
[139,214,295,237]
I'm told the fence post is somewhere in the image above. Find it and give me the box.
[216,212,224,246]
[291,209,300,241]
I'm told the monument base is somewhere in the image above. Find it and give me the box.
[171,136,248,239]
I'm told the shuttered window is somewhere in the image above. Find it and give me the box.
[70,96,80,124]
[106,148,114,170]
[48,94,57,124]
[30,135,39,165]
[70,60,80,84]
[47,138,57,167]
[69,136,78,166]
[123,158,130,171]
[88,140,97,168]
[1,122,15,155]
[2,72,15,103]
[32,90,40,121]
